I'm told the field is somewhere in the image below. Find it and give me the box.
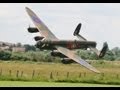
[0,81,119,87]
[0,60,120,86]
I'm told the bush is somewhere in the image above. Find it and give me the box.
[0,51,11,60]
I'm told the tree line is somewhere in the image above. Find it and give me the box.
[0,44,120,62]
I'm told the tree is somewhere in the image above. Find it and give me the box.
[16,42,22,47]
[103,50,115,61]
[24,44,36,51]
[0,51,11,60]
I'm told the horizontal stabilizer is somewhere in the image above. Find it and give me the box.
[76,34,87,41]
[73,23,108,58]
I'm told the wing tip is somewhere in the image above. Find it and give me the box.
[25,7,30,12]
[94,70,101,74]
[91,68,101,74]
[25,7,28,9]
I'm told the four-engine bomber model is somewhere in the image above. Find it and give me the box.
[25,7,108,73]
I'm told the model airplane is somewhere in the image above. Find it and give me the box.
[25,7,108,73]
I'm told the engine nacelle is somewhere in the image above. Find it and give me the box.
[35,41,43,49]
[35,40,56,50]
[51,51,67,58]
[34,36,44,41]
[27,27,39,33]
[61,58,74,64]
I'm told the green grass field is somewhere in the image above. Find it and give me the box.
[0,81,119,87]
[0,60,120,86]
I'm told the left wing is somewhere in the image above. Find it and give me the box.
[25,7,58,41]
[25,7,100,73]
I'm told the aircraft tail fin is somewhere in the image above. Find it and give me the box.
[73,23,86,41]
[73,23,81,36]
[98,42,108,58]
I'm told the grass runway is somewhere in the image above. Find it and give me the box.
[0,81,120,87]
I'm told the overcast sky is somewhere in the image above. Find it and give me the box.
[0,3,120,50]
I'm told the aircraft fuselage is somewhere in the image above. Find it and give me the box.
[35,40,96,50]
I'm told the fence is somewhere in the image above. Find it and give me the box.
[0,68,119,82]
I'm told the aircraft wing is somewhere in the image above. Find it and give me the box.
[26,7,100,73]
[25,7,58,41]
[56,46,100,73]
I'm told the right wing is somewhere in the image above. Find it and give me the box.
[56,46,100,73]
